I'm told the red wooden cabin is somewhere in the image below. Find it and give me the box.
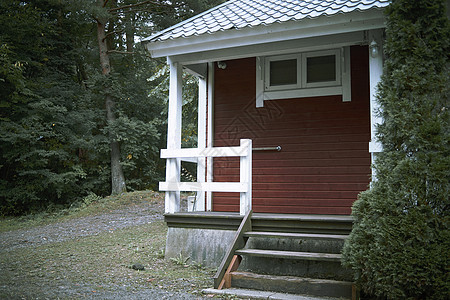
[143,1,387,298]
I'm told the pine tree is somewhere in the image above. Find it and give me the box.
[342,0,450,298]
[0,0,101,213]
[0,0,224,214]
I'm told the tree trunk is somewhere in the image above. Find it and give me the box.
[125,9,134,53]
[106,94,127,194]
[96,3,127,195]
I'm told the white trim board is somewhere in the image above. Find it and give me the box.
[161,145,250,159]
[159,182,248,193]
[263,86,343,101]
[164,31,366,66]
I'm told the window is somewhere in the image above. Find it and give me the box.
[256,48,350,107]
[270,59,297,86]
[265,54,299,90]
[302,50,340,88]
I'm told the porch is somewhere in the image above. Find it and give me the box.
[165,211,353,234]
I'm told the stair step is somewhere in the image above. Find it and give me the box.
[203,287,346,300]
[235,249,342,262]
[230,271,353,299]
[244,231,348,240]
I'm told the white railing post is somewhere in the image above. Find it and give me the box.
[240,139,252,215]
[206,62,214,211]
[165,57,182,214]
[196,76,207,211]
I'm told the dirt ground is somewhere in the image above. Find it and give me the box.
[0,191,225,299]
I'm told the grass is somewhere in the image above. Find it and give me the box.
[1,221,213,297]
[0,191,235,299]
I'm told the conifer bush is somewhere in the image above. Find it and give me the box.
[342,0,450,299]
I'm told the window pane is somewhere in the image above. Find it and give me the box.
[307,55,336,83]
[270,59,297,86]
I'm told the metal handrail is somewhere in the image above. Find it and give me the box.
[252,146,281,151]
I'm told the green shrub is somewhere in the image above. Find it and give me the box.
[342,0,450,299]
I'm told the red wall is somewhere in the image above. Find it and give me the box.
[212,46,371,215]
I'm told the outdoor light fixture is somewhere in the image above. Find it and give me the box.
[369,39,379,58]
[217,61,227,69]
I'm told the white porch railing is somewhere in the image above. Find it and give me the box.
[159,139,252,216]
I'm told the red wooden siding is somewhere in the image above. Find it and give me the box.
[212,46,371,215]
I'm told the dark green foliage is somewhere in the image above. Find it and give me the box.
[0,0,101,214]
[342,0,450,299]
[0,0,222,214]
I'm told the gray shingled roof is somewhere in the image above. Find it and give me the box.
[145,0,389,43]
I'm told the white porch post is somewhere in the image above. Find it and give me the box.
[368,29,384,180]
[165,57,182,213]
[240,139,252,215]
[195,75,207,211]
[206,62,214,211]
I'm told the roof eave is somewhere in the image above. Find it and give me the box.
[142,0,237,43]
[143,9,386,60]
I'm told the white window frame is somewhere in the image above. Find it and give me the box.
[256,47,351,107]
[264,54,301,91]
[302,49,341,88]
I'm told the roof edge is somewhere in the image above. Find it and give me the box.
[144,9,386,60]
[142,0,237,43]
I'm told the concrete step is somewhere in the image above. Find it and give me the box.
[235,248,342,262]
[243,231,346,255]
[244,231,348,240]
[203,287,346,300]
[229,271,353,299]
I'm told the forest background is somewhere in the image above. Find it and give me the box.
[0,0,224,215]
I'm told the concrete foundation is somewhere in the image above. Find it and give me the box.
[165,227,236,268]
